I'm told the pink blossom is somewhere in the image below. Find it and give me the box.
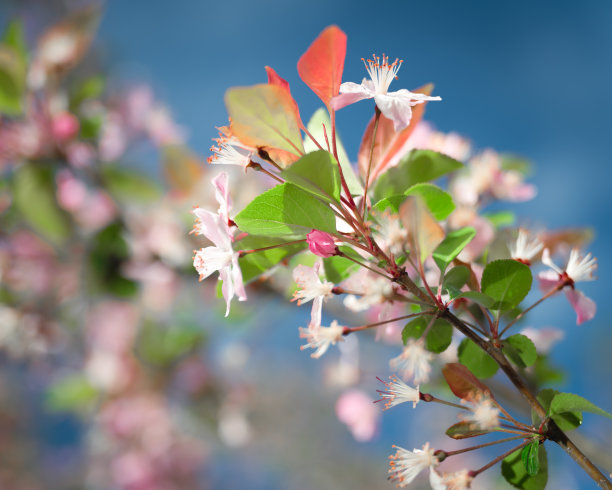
[56,170,87,212]
[51,112,79,141]
[192,172,246,316]
[306,229,337,257]
[335,389,380,441]
[538,248,597,325]
[331,54,441,131]
[292,262,334,324]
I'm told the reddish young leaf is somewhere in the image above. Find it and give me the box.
[357,112,395,181]
[445,422,489,439]
[297,26,346,109]
[265,66,302,127]
[265,65,290,92]
[442,363,493,400]
[357,84,435,186]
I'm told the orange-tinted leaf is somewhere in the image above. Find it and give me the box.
[265,66,290,92]
[400,196,444,263]
[297,26,346,109]
[371,84,434,182]
[162,145,204,195]
[225,84,304,167]
[265,66,302,127]
[442,363,493,400]
[445,422,489,439]
[540,228,594,256]
[357,112,395,182]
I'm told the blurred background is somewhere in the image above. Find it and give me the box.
[0,1,611,489]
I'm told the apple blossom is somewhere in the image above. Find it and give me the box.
[388,442,438,487]
[390,338,433,384]
[375,375,420,410]
[331,54,442,131]
[539,248,597,325]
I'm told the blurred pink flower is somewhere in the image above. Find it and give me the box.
[51,112,79,141]
[335,389,380,441]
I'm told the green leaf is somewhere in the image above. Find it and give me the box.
[281,150,341,202]
[481,259,532,310]
[444,266,470,291]
[483,210,516,228]
[502,445,547,490]
[521,441,540,476]
[442,363,493,399]
[225,84,303,162]
[304,108,362,194]
[236,235,307,283]
[101,166,161,202]
[13,163,70,244]
[549,392,612,419]
[503,334,537,368]
[46,375,98,412]
[0,46,24,115]
[137,323,205,367]
[373,149,463,201]
[501,154,532,176]
[405,183,455,220]
[372,194,407,213]
[402,317,453,353]
[0,21,27,116]
[445,421,489,439]
[426,318,453,353]
[3,20,27,64]
[234,183,336,238]
[458,338,499,378]
[455,290,496,308]
[71,75,105,107]
[433,227,476,274]
[535,389,582,431]
[323,245,360,283]
[89,223,138,298]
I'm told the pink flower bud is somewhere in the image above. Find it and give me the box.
[51,112,80,142]
[307,230,336,257]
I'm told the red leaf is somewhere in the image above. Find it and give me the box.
[265,66,302,127]
[442,363,493,400]
[265,66,290,92]
[445,422,490,439]
[359,84,435,185]
[357,113,396,181]
[297,26,347,109]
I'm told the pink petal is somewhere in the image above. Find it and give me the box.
[231,253,247,302]
[212,172,232,218]
[374,93,413,132]
[537,270,562,293]
[192,208,231,249]
[193,247,232,280]
[565,289,596,325]
[330,82,372,110]
[219,267,234,317]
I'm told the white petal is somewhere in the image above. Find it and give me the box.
[374,93,414,131]
[331,82,373,110]
[193,247,232,280]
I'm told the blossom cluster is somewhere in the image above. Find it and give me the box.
[191,25,605,489]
